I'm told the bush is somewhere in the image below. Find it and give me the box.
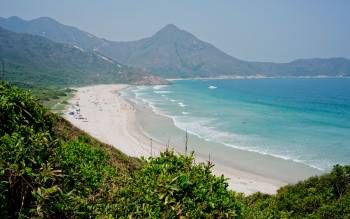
[0,82,53,135]
[114,151,244,218]
[244,165,350,218]
[0,82,58,217]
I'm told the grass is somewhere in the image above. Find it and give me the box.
[10,82,76,114]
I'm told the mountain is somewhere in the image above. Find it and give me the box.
[0,16,104,50]
[0,17,255,77]
[98,24,257,78]
[0,26,165,86]
[1,16,350,78]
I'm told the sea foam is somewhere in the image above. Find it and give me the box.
[127,78,350,171]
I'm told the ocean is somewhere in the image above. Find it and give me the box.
[123,78,350,171]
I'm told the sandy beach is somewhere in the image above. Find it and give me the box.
[64,84,300,195]
[64,84,165,157]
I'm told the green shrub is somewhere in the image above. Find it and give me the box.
[0,82,53,135]
[114,151,244,218]
[245,165,350,218]
[51,140,119,217]
[0,82,59,218]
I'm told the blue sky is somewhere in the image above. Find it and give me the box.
[1,0,349,62]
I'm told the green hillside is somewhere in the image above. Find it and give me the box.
[0,27,165,86]
[1,82,350,218]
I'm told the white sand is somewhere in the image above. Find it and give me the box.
[64,84,286,195]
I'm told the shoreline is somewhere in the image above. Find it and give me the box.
[128,93,322,187]
[64,84,165,158]
[64,84,319,195]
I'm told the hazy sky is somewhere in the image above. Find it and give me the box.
[1,0,350,62]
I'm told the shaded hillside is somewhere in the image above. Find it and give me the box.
[0,27,165,86]
[1,16,349,78]
[0,16,104,51]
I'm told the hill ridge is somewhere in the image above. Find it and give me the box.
[1,16,350,78]
[0,26,165,86]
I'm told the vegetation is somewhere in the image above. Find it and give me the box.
[1,82,350,218]
[29,86,76,112]
[115,152,243,218]
[0,27,163,87]
[244,165,350,218]
[0,82,240,218]
[14,83,75,108]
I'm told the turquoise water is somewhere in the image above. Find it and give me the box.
[125,78,350,170]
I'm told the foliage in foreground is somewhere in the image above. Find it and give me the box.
[244,164,350,218]
[0,82,241,218]
[1,82,350,218]
[115,152,243,218]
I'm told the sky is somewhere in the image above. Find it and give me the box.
[1,0,350,62]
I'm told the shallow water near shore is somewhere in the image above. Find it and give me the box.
[122,78,350,182]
